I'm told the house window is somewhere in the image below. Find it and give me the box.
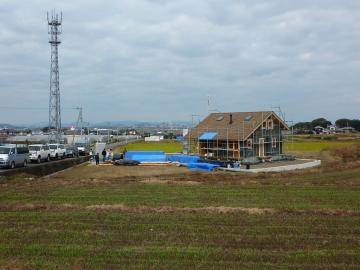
[262,121,267,129]
[268,119,274,130]
[272,137,277,149]
[246,139,253,149]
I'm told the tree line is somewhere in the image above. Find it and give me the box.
[293,118,360,131]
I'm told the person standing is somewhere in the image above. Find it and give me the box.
[95,153,100,165]
[102,149,106,162]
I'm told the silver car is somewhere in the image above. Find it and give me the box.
[0,144,29,169]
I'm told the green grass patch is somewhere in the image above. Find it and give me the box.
[1,183,360,211]
[115,140,183,153]
[284,140,356,153]
[0,211,359,269]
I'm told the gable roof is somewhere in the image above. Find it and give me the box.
[188,111,289,141]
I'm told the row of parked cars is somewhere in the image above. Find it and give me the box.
[0,143,89,169]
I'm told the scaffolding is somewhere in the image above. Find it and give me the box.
[187,115,289,161]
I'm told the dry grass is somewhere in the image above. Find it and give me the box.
[320,143,360,168]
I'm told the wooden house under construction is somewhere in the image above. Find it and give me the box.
[187,111,289,160]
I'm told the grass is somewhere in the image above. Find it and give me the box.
[1,182,360,210]
[114,140,183,153]
[284,135,360,158]
[1,211,359,269]
[285,140,356,153]
[1,143,360,269]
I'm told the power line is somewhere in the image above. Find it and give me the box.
[0,106,78,111]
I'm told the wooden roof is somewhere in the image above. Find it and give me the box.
[188,111,289,141]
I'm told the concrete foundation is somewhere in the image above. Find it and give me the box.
[220,159,321,173]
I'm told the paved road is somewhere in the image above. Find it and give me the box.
[0,157,81,174]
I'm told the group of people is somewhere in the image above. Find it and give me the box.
[93,148,127,165]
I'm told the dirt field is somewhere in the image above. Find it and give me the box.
[0,146,360,269]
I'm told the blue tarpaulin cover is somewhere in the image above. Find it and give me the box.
[125,151,166,162]
[124,151,220,171]
[199,132,217,140]
[167,154,200,163]
[186,162,220,172]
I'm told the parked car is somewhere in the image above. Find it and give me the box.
[0,144,29,169]
[28,144,50,163]
[76,143,89,156]
[65,145,79,158]
[48,144,66,160]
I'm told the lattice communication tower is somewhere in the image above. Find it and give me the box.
[47,11,62,143]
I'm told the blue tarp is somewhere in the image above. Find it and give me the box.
[125,151,166,162]
[186,162,220,172]
[167,154,200,163]
[199,132,217,140]
[176,136,184,141]
[124,151,219,171]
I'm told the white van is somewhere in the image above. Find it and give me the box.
[0,144,29,169]
[48,144,66,160]
[29,144,51,163]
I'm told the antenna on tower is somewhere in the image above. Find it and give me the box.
[47,10,62,143]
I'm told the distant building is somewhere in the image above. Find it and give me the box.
[145,135,164,142]
[328,125,337,133]
[187,111,289,160]
[339,127,356,134]
[314,126,328,134]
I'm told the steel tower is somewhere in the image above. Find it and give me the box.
[47,11,62,143]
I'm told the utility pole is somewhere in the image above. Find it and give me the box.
[71,107,83,145]
[191,114,201,127]
[207,95,211,115]
[47,10,62,143]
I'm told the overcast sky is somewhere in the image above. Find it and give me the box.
[1,0,360,125]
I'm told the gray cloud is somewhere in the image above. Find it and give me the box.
[0,0,360,125]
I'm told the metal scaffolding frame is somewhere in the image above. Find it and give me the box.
[187,116,287,161]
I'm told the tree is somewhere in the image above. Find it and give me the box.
[42,126,54,133]
[336,119,360,131]
[350,120,360,131]
[310,118,332,128]
[293,118,332,132]
[293,122,312,130]
[335,119,350,128]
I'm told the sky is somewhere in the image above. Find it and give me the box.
[0,0,360,126]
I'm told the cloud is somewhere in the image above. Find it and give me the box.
[0,0,360,125]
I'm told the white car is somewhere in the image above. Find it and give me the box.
[48,144,66,160]
[28,144,50,163]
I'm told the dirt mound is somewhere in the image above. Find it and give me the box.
[140,178,201,185]
[3,203,359,216]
